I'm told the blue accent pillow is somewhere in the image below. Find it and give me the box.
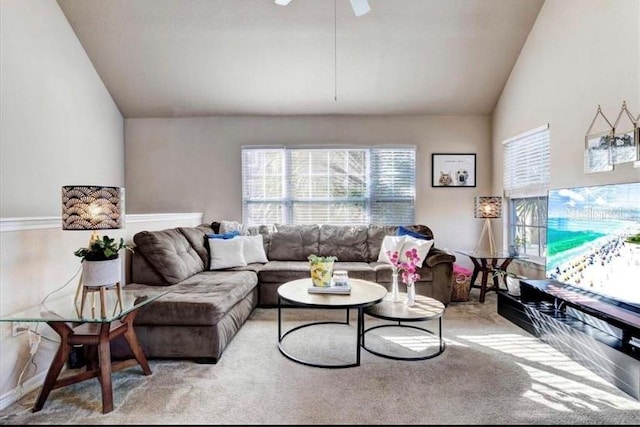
[206,230,240,240]
[396,226,432,241]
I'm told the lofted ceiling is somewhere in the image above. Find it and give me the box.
[56,0,544,118]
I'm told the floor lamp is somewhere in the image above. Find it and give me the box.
[473,196,502,254]
[62,185,125,316]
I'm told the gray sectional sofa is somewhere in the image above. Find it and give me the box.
[114,222,455,363]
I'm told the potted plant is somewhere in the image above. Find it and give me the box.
[491,267,522,296]
[307,254,338,287]
[75,235,133,287]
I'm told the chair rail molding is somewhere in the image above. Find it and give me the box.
[0,213,204,233]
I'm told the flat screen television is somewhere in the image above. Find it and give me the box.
[545,181,640,310]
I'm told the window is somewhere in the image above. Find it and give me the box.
[503,125,550,261]
[242,146,416,225]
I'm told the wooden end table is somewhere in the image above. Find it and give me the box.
[0,288,169,414]
[455,250,527,303]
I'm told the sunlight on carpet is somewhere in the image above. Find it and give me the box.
[455,332,640,412]
[378,333,440,352]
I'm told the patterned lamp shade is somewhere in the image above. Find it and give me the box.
[474,196,502,219]
[62,186,125,230]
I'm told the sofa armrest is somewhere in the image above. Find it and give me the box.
[425,247,456,268]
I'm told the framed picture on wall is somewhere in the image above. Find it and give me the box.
[431,153,476,187]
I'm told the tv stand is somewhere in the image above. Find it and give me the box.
[498,279,640,400]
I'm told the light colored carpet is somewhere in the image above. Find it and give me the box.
[1,290,640,425]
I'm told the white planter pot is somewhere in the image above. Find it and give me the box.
[82,258,121,287]
[506,276,521,297]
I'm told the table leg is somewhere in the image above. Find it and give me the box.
[33,314,152,414]
[479,262,490,303]
[97,323,114,414]
[33,323,73,412]
[356,308,363,367]
[469,258,480,287]
[121,312,152,375]
[277,297,282,342]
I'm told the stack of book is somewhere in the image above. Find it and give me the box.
[308,280,351,295]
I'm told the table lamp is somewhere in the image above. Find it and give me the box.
[62,185,125,316]
[473,196,502,254]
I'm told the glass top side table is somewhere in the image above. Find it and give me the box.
[455,250,528,302]
[2,288,168,323]
[0,288,169,414]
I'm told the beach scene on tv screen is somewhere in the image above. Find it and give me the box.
[546,181,640,306]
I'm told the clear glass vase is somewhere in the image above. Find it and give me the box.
[391,269,399,302]
[405,281,416,306]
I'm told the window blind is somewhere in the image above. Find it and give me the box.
[241,146,416,225]
[503,125,550,198]
[370,148,416,224]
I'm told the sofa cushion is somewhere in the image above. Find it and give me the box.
[371,261,434,283]
[209,237,248,270]
[258,260,376,283]
[133,228,204,284]
[367,225,398,262]
[333,262,376,281]
[377,235,406,264]
[400,224,434,240]
[244,224,273,256]
[237,235,268,264]
[269,224,320,261]
[127,270,258,326]
[399,235,434,265]
[178,224,214,269]
[318,225,369,262]
[258,260,315,283]
[206,230,240,239]
[396,225,432,241]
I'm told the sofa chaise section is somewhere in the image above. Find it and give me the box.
[113,225,259,363]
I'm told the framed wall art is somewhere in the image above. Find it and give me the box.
[611,101,638,165]
[584,105,614,174]
[431,153,476,187]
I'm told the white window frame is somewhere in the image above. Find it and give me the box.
[241,145,416,225]
[502,124,550,264]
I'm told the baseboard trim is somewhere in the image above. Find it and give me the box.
[0,370,47,411]
[0,213,203,232]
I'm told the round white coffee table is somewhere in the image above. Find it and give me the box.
[277,278,387,368]
[362,293,446,360]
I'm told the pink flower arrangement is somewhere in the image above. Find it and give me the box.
[386,248,421,284]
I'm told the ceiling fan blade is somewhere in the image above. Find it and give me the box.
[275,0,370,17]
[349,0,371,16]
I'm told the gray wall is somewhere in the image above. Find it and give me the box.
[125,114,492,254]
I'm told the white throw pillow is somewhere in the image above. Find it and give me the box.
[377,235,407,264]
[399,235,434,266]
[209,237,247,270]
[219,220,248,235]
[238,235,268,264]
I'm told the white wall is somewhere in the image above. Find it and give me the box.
[0,0,124,408]
[0,0,125,218]
[491,0,640,277]
[125,114,492,258]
